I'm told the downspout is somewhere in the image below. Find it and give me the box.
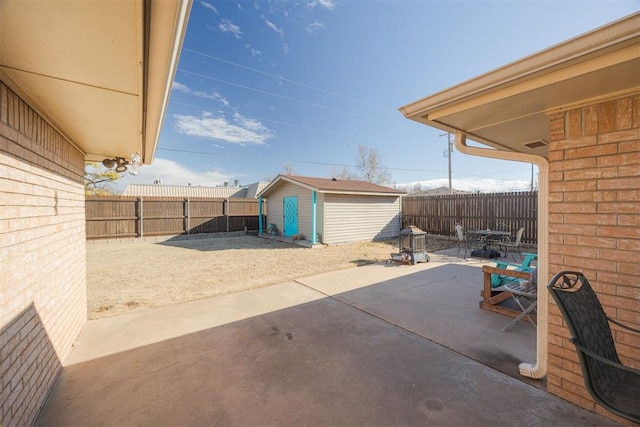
[454,132,549,379]
[311,191,317,245]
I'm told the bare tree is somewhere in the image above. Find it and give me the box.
[84,162,122,195]
[329,165,358,181]
[356,145,391,185]
[408,182,424,194]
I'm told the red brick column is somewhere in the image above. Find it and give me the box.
[547,94,640,424]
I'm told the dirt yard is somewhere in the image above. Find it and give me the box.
[87,234,455,319]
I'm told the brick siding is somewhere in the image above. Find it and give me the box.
[1,81,87,426]
[547,93,640,424]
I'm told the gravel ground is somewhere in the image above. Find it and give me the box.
[87,234,456,319]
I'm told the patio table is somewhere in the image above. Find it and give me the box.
[502,279,537,331]
[471,230,511,240]
[470,230,511,256]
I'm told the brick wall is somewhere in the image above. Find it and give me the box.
[0,81,87,425]
[547,93,640,424]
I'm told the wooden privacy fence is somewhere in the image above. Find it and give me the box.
[402,191,538,244]
[86,196,266,239]
[86,191,537,243]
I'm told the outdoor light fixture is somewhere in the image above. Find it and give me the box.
[128,152,140,176]
[102,152,141,175]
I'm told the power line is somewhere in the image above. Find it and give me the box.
[181,48,395,112]
[177,69,386,123]
[156,147,445,174]
[169,101,390,144]
[156,147,533,181]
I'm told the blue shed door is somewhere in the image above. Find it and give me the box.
[283,196,298,237]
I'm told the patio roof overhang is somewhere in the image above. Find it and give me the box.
[399,12,640,159]
[0,0,192,165]
[399,12,640,382]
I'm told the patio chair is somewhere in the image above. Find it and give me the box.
[499,227,525,261]
[547,271,640,423]
[490,252,537,288]
[454,224,479,259]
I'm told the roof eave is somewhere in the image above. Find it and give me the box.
[399,12,640,157]
[0,0,192,165]
[141,0,192,165]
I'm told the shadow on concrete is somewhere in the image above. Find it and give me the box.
[1,304,62,426]
[308,263,541,387]
[34,260,615,426]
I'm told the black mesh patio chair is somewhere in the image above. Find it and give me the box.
[547,271,640,423]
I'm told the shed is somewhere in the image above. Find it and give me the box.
[257,175,405,245]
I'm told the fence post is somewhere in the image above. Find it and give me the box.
[185,197,190,235]
[139,196,144,238]
[225,199,229,232]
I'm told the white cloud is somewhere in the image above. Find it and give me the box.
[173,112,274,145]
[263,16,284,38]
[172,82,229,106]
[114,158,235,192]
[200,1,219,15]
[172,81,189,91]
[307,0,337,11]
[399,178,532,194]
[262,16,288,54]
[219,19,242,38]
[245,44,262,56]
[306,21,326,33]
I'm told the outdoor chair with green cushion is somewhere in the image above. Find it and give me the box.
[548,271,640,423]
[490,252,537,288]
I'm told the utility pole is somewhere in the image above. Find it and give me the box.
[440,132,454,194]
[531,164,534,191]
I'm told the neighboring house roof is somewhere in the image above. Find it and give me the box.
[411,187,470,196]
[244,181,270,198]
[258,175,405,198]
[122,183,269,198]
[399,12,640,159]
[0,0,192,165]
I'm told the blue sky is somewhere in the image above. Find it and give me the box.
[116,0,639,193]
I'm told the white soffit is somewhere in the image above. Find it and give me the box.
[0,0,191,164]
[399,12,640,157]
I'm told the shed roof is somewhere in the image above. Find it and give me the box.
[258,175,405,198]
[399,12,640,158]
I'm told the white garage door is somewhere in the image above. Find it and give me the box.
[324,194,400,244]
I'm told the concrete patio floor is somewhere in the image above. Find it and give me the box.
[35,250,618,426]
